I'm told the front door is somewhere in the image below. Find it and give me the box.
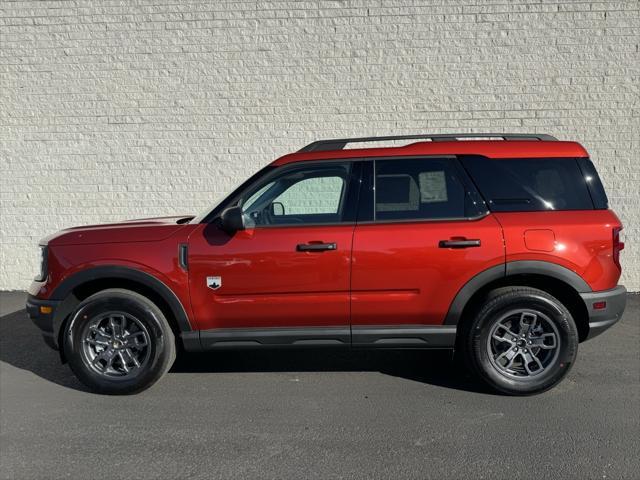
[188,161,359,346]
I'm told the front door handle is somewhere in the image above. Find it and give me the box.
[438,239,481,249]
[296,242,337,252]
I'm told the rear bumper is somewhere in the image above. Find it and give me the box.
[580,285,627,340]
[26,294,61,350]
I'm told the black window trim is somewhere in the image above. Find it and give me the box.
[201,153,600,226]
[202,155,491,228]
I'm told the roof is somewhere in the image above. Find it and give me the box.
[271,140,589,166]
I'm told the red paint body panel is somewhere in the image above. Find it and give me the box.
[43,216,190,245]
[272,141,589,166]
[187,223,354,330]
[30,221,199,330]
[495,210,622,291]
[351,215,505,325]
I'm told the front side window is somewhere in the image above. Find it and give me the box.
[240,163,351,226]
[374,158,485,221]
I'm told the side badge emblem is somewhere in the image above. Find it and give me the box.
[206,276,222,290]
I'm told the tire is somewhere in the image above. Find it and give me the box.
[63,289,176,395]
[464,287,578,395]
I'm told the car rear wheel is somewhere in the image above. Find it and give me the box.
[64,289,176,394]
[465,287,578,395]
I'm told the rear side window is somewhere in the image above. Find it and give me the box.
[460,156,596,212]
[577,158,609,209]
[374,158,486,221]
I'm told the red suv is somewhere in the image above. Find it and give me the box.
[27,133,626,395]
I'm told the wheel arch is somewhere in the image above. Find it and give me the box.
[51,266,192,361]
[446,261,591,342]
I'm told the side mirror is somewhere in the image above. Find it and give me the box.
[219,206,245,234]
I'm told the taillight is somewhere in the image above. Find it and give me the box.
[613,226,624,270]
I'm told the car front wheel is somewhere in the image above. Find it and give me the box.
[64,289,176,394]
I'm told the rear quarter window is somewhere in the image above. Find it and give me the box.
[577,158,609,209]
[460,156,597,212]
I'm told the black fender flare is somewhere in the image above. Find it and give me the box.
[443,260,591,325]
[50,266,192,345]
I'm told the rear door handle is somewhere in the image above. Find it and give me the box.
[296,242,337,252]
[438,239,481,249]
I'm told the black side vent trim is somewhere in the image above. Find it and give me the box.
[178,244,188,271]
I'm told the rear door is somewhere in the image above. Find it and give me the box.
[350,157,504,345]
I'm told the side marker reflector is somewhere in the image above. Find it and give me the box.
[593,301,606,310]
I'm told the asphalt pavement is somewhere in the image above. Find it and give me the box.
[1,291,638,479]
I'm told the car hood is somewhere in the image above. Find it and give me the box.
[42,216,195,246]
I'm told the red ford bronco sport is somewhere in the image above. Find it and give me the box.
[27,133,626,395]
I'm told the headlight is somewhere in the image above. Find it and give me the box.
[35,245,48,282]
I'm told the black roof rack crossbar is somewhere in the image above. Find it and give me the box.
[299,133,558,152]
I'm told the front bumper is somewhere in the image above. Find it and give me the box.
[26,294,61,350]
[580,285,627,340]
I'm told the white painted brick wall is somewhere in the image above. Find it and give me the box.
[1,0,639,291]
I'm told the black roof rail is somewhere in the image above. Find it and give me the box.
[299,133,558,152]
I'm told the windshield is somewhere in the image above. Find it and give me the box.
[190,165,275,224]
